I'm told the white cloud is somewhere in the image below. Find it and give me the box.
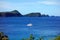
[0,0,60,10]
[0,1,12,8]
[0,1,36,12]
[37,1,60,5]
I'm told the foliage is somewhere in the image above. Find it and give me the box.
[0,32,8,40]
[22,34,35,40]
[29,34,35,40]
[38,37,43,40]
[54,35,60,40]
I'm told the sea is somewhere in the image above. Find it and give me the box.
[0,17,60,40]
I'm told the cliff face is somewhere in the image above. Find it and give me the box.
[0,10,23,17]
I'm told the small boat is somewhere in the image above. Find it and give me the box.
[27,23,32,27]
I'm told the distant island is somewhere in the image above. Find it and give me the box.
[0,10,49,17]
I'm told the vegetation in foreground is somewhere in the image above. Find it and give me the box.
[0,32,60,40]
[0,32,8,40]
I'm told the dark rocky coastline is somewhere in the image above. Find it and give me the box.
[0,10,49,17]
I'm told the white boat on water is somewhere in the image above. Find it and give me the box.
[27,23,32,27]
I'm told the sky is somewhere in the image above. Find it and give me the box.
[0,0,60,16]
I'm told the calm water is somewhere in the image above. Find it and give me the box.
[0,17,60,40]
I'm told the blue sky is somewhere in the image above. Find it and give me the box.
[0,0,60,16]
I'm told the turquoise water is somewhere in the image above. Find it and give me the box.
[0,17,60,40]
